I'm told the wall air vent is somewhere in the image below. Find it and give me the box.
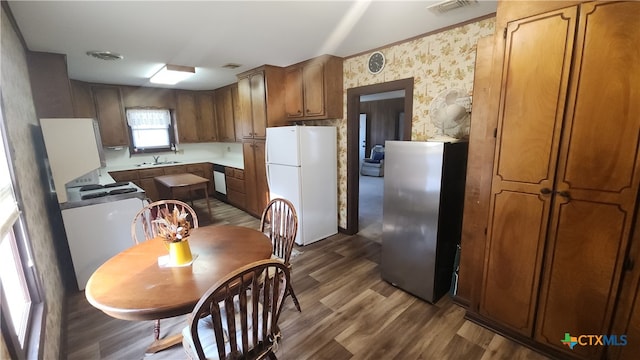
[86,51,124,61]
[427,0,478,13]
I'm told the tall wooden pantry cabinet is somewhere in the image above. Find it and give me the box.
[460,1,640,359]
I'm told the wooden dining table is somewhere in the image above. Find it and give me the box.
[85,225,272,354]
[154,173,212,219]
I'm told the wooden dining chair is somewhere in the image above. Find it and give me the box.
[183,259,290,360]
[130,199,199,352]
[259,198,301,312]
[131,199,199,245]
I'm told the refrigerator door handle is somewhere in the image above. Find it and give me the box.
[266,163,272,192]
[265,133,270,164]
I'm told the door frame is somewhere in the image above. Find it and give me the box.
[345,77,413,234]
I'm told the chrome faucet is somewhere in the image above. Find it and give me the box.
[152,156,160,164]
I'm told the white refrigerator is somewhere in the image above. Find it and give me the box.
[266,126,338,246]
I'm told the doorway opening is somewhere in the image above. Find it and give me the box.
[346,78,413,235]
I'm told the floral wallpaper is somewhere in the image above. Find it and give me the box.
[1,7,64,359]
[322,17,496,229]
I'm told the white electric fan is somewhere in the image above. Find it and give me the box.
[428,88,471,140]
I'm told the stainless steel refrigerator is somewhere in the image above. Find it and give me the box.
[381,140,468,303]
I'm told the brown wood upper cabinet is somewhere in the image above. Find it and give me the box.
[237,66,286,139]
[472,2,640,359]
[27,51,75,119]
[92,85,128,147]
[175,90,217,143]
[284,55,343,121]
[70,80,96,119]
[214,83,238,142]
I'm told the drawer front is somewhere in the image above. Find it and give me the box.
[109,170,139,182]
[225,167,234,176]
[226,176,245,193]
[233,169,244,180]
[186,164,203,172]
[163,165,187,175]
[138,168,165,179]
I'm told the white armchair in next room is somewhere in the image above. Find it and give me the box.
[360,144,385,177]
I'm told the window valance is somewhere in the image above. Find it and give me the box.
[126,109,171,129]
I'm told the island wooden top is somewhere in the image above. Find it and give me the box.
[85,225,272,321]
[154,173,209,188]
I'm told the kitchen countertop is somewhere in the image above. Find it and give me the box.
[105,157,244,173]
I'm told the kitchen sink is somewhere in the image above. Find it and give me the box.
[135,161,181,167]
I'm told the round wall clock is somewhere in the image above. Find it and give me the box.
[368,51,385,74]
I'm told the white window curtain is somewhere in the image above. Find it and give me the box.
[126,109,171,129]
[0,135,19,240]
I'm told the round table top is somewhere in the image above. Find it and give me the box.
[85,225,272,321]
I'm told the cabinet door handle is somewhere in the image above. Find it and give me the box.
[558,190,571,199]
[540,188,552,195]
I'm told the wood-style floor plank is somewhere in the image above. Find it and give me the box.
[63,197,550,360]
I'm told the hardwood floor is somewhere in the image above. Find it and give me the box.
[64,197,549,360]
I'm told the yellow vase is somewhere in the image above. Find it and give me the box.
[168,239,193,266]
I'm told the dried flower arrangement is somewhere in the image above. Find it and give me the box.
[153,205,192,243]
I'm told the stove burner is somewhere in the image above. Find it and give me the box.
[109,187,137,195]
[104,181,131,188]
[79,182,132,192]
[81,191,108,200]
[79,184,104,192]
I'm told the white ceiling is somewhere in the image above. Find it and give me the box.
[8,0,497,91]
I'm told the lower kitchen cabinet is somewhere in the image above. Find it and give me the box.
[163,165,187,175]
[109,169,138,183]
[187,163,213,194]
[109,162,213,202]
[243,140,269,217]
[225,167,246,210]
[137,168,165,201]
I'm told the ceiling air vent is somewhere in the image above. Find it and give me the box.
[427,0,478,13]
[86,51,124,61]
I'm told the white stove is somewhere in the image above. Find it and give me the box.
[62,181,146,209]
[60,181,147,290]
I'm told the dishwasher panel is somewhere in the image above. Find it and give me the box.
[213,164,227,196]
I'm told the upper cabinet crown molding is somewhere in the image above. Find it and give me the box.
[284,54,343,121]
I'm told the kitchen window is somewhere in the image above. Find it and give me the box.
[0,110,44,360]
[126,108,176,154]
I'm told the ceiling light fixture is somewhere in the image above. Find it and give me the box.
[150,64,196,85]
